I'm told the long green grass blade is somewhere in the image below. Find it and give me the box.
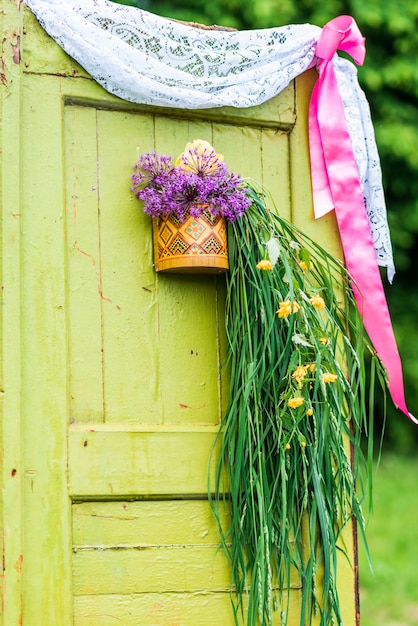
[210,185,385,625]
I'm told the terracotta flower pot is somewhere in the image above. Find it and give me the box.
[152,207,229,274]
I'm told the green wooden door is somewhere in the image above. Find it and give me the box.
[0,4,355,625]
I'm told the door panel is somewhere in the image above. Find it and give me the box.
[72,501,300,625]
[68,425,220,496]
[64,103,291,430]
[64,100,294,624]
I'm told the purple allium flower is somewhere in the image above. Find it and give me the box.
[176,144,223,176]
[131,143,250,222]
[131,152,173,188]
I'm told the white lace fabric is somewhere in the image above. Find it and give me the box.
[24,0,395,279]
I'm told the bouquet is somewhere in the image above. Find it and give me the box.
[131,139,251,222]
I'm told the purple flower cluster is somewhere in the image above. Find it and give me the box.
[131,149,250,222]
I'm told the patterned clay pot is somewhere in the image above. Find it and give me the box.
[152,207,228,274]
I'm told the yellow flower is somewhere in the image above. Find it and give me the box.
[306,408,314,416]
[292,365,308,385]
[277,300,300,318]
[299,260,313,272]
[256,259,273,271]
[301,441,307,448]
[310,295,325,309]
[287,397,304,409]
[285,443,291,450]
[175,139,223,175]
[320,337,330,345]
[323,372,338,384]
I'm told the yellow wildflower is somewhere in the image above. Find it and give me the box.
[285,443,291,450]
[292,365,308,385]
[277,300,300,318]
[323,372,338,384]
[320,337,330,345]
[310,295,325,309]
[287,397,304,409]
[301,441,307,448]
[299,260,313,272]
[256,259,273,271]
[306,408,314,416]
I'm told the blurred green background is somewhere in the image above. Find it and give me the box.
[112,0,418,622]
[358,453,418,626]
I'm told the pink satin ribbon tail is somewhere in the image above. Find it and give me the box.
[309,16,416,423]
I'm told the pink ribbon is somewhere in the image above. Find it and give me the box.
[309,16,416,422]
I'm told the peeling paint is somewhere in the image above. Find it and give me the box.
[13,554,23,574]
[11,34,20,65]
[1,37,8,86]
[72,241,96,265]
[178,403,207,410]
[97,285,112,304]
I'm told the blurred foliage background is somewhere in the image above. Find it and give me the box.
[113,0,418,453]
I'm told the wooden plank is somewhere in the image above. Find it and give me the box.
[20,73,73,623]
[216,275,229,417]
[73,546,233,595]
[65,94,297,130]
[261,128,292,221]
[213,123,264,182]
[73,549,300,597]
[72,500,229,547]
[95,109,162,423]
[155,273,222,424]
[1,3,24,625]
[23,5,90,79]
[64,105,105,422]
[68,425,222,496]
[211,123,291,222]
[73,591,303,626]
[72,500,300,622]
[154,115,208,155]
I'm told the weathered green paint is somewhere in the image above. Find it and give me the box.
[1,3,25,626]
[0,2,356,624]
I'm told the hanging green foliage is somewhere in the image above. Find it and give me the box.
[210,186,386,626]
